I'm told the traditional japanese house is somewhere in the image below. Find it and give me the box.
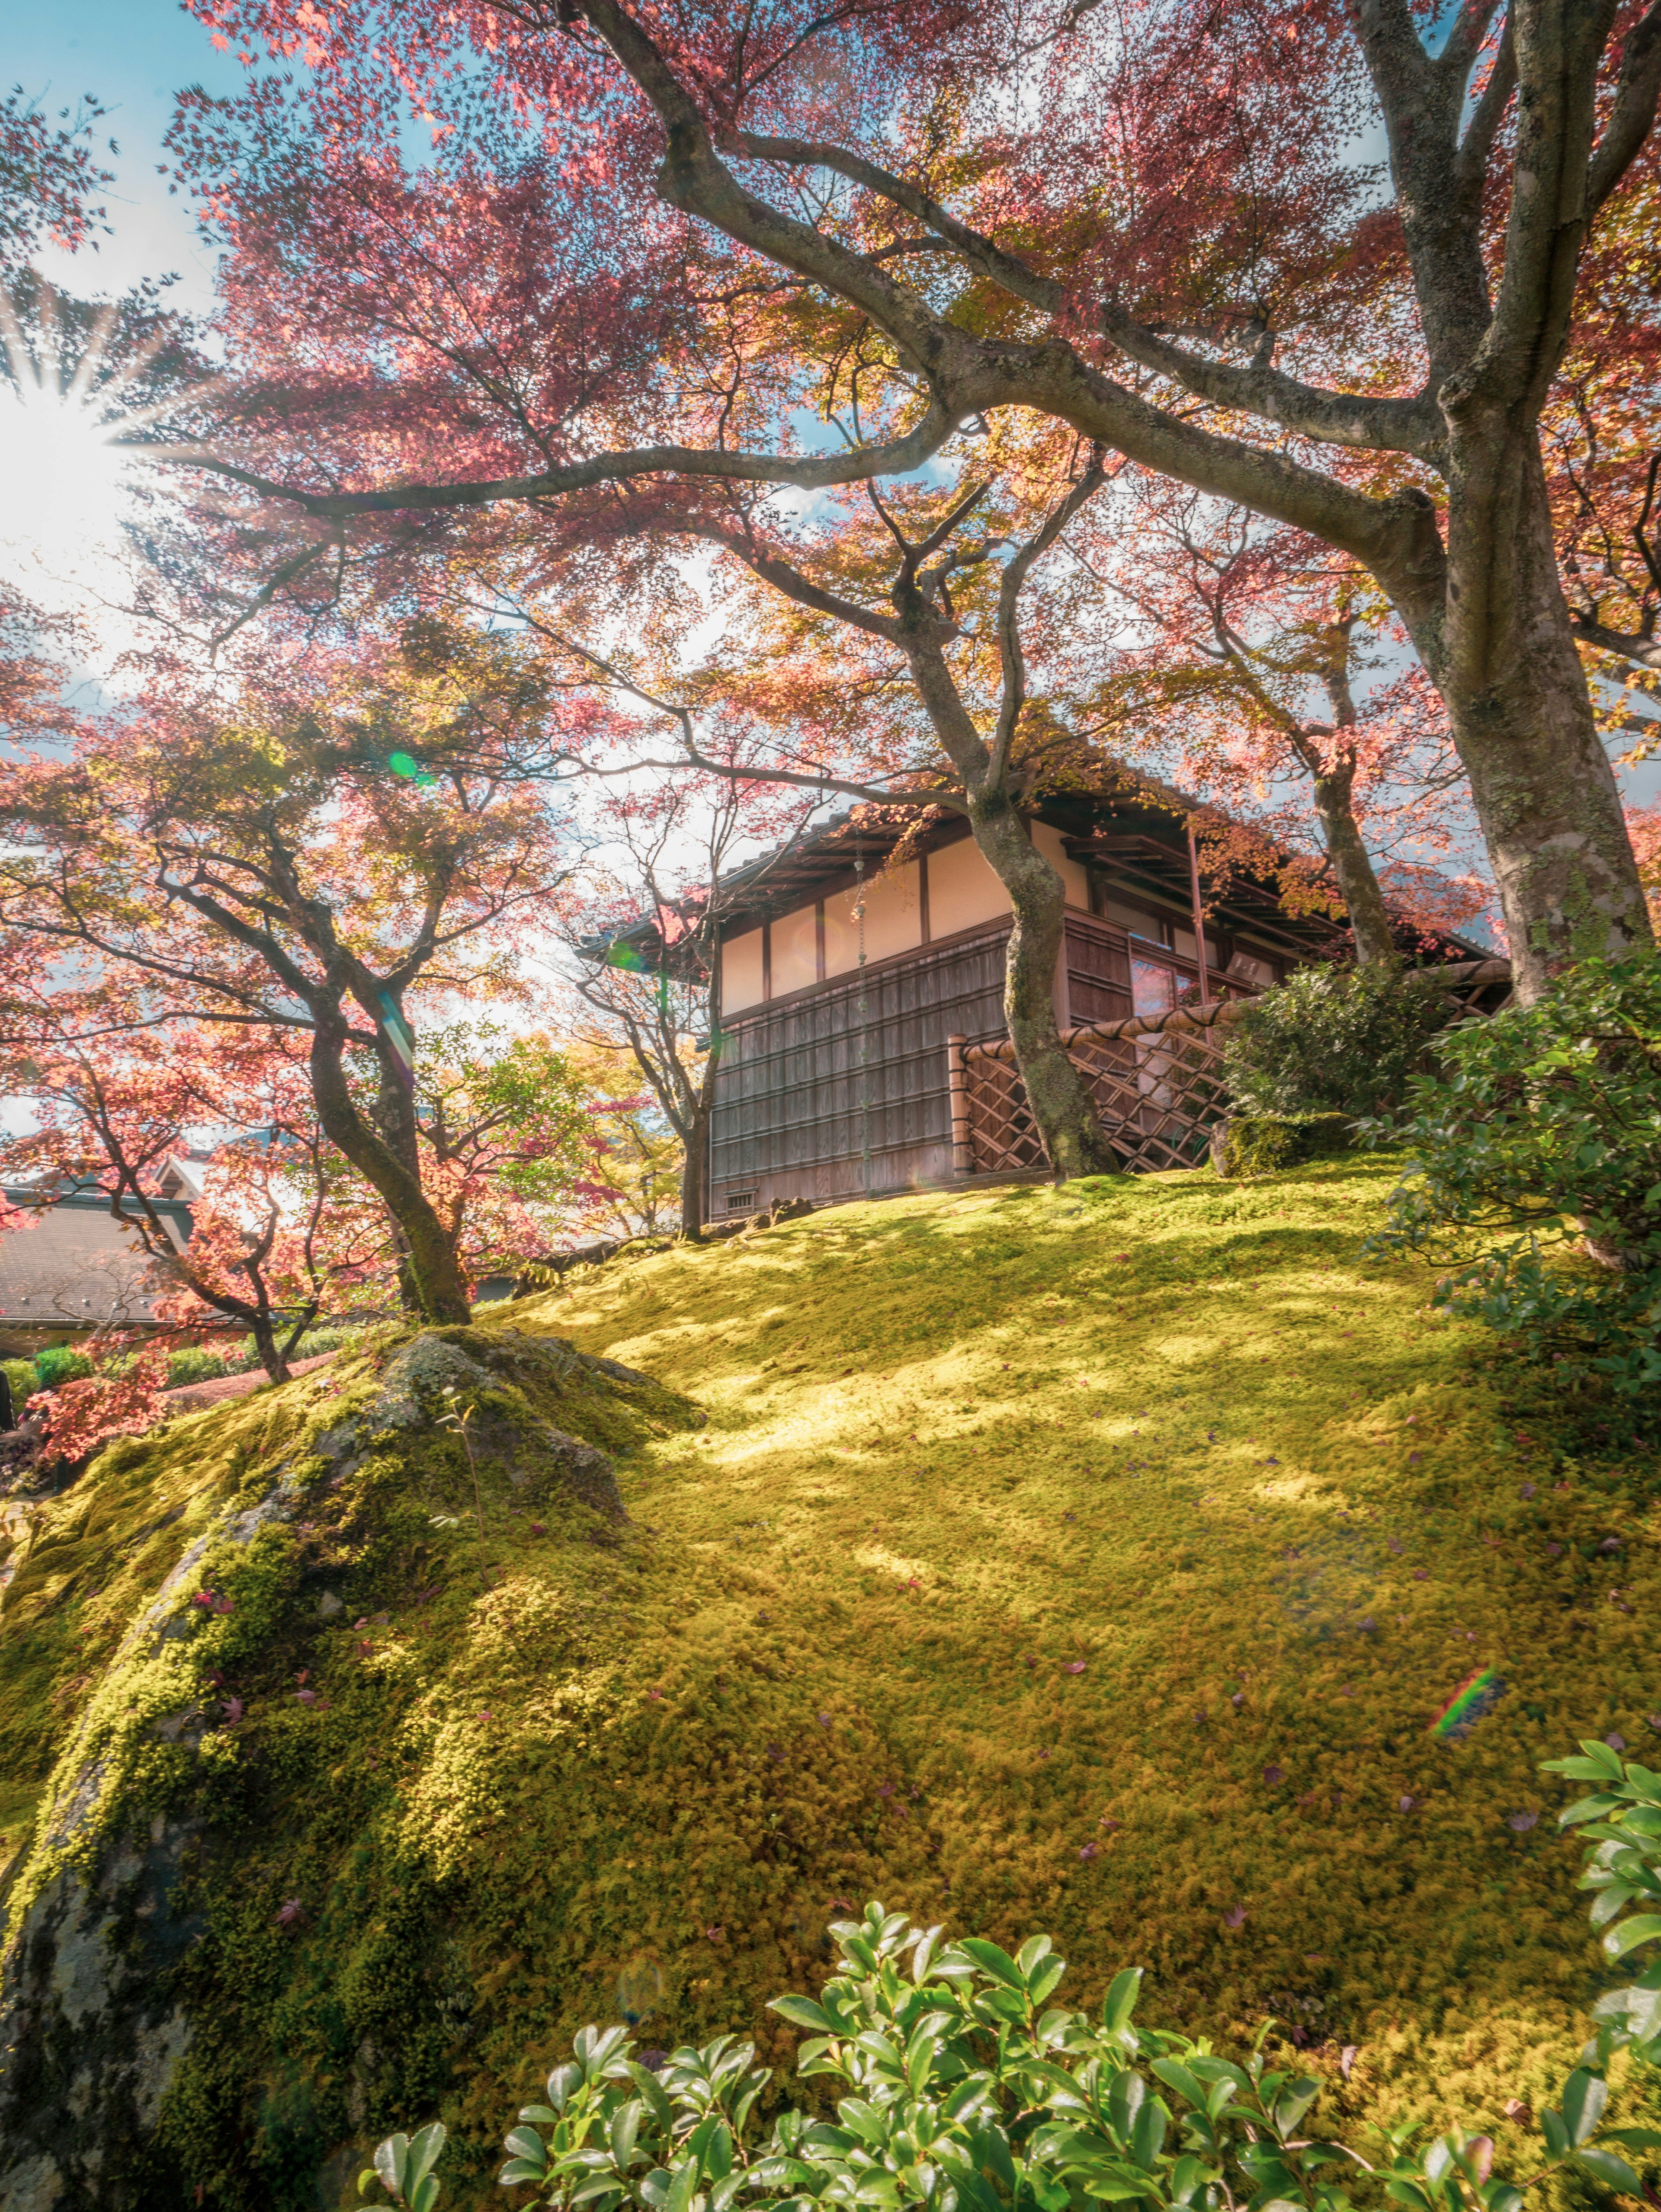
[619,786,1493,1219]
[0,1161,202,1354]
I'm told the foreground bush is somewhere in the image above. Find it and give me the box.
[1222,963,1455,1121]
[361,1741,1661,2212]
[32,1344,94,1391]
[1368,952,1661,1400]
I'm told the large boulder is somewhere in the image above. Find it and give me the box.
[0,1324,698,2211]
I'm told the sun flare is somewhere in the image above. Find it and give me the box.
[0,380,135,576]
[0,286,173,631]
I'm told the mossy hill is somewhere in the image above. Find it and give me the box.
[0,1159,1655,2211]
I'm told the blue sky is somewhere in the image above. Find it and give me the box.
[13,0,244,312]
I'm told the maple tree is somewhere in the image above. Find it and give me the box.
[400,1019,632,1289]
[147,0,1661,1002]
[551,762,817,1234]
[0,1017,384,1383]
[692,454,1127,1173]
[559,1042,683,1240]
[0,619,593,1324]
[0,86,114,269]
[471,440,1129,1176]
[22,1343,174,1472]
[1068,479,1489,966]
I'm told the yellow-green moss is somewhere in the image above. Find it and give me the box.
[0,1161,1655,2211]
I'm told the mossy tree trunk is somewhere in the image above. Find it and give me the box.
[967,784,1122,1179]
[310,1008,472,1325]
[678,1096,710,1238]
[894,464,1122,1181]
[711,460,1123,1181]
[1308,756,1398,970]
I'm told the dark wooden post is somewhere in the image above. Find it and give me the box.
[947,1033,970,1175]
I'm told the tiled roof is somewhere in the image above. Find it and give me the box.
[0,1191,193,1330]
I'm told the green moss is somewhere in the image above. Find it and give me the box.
[0,1179,1656,2209]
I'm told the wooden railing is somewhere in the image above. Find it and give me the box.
[946,959,1513,1177]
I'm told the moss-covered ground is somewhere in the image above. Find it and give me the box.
[0,1156,1656,2209]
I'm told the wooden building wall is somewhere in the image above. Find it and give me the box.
[705,820,1280,1215]
[706,908,1219,1212]
[708,922,1011,1212]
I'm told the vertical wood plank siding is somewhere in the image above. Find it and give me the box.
[1063,916,1133,1028]
[709,925,1011,1210]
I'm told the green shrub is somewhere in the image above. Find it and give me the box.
[1366,951,1661,1400]
[32,1344,93,1390]
[1,1356,35,1414]
[224,1319,369,1372]
[1222,962,1456,1120]
[289,1320,369,1361]
[359,1741,1661,2212]
[165,1345,231,1388]
[1213,1113,1352,1178]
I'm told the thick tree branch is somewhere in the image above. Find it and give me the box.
[1586,0,1661,215]
[132,403,961,519]
[582,0,954,377]
[1436,0,1506,81]
[1569,614,1661,671]
[1464,1,1619,420]
[711,527,913,645]
[738,128,1442,454]
[1452,13,1517,207]
[1351,0,1497,375]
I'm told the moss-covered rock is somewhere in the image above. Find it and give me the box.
[0,1324,696,2211]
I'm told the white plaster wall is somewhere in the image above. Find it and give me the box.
[1031,820,1092,909]
[824,860,923,975]
[770,903,818,996]
[927,836,1011,937]
[722,927,765,1013]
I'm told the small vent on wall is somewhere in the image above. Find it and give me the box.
[724,1191,757,1212]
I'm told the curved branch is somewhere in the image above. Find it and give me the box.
[1569,613,1661,671]
[987,450,1107,787]
[128,401,961,521]
[1453,11,1517,207]
[624,747,968,814]
[738,128,1440,454]
[1587,0,1661,216]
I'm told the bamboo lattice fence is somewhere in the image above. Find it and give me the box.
[947,959,1513,1177]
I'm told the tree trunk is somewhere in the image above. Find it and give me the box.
[248,1312,292,1385]
[968,790,1122,1180]
[678,1098,709,1238]
[1311,761,1398,969]
[309,1018,471,1323]
[1430,429,1652,1000]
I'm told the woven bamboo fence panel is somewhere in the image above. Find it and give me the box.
[959,958,1511,1176]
